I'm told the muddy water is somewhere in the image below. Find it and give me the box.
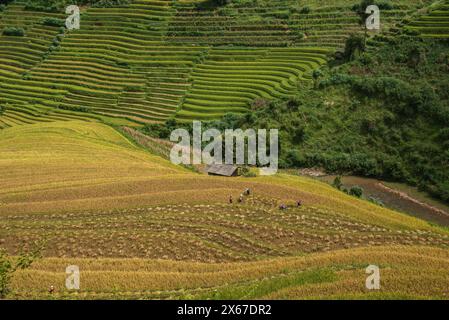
[316,175,449,227]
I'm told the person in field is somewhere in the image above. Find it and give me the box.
[238,194,244,203]
[297,199,302,207]
[245,188,251,196]
[229,195,233,204]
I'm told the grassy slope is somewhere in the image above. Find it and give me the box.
[1,121,449,299]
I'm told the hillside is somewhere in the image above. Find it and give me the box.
[1,121,449,299]
[0,0,438,124]
[1,0,449,301]
[186,36,449,203]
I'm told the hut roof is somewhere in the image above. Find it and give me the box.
[206,164,239,177]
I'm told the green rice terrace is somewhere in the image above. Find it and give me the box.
[0,0,445,126]
[406,0,449,38]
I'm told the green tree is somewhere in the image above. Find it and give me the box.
[332,176,343,190]
[312,69,323,88]
[196,0,229,9]
[343,34,366,62]
[349,186,364,198]
[2,26,25,36]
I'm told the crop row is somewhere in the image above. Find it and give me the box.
[176,47,329,120]
[406,1,449,38]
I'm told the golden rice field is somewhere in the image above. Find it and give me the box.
[9,246,449,299]
[1,121,449,299]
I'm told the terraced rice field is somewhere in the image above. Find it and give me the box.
[8,246,449,299]
[0,1,204,124]
[407,0,449,38]
[1,1,449,300]
[168,0,429,47]
[0,3,95,126]
[0,0,437,125]
[177,47,328,120]
[1,121,449,299]
[3,198,449,261]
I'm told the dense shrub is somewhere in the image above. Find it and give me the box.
[369,197,384,206]
[212,0,229,5]
[195,0,229,10]
[349,186,364,198]
[343,34,366,61]
[0,0,13,6]
[333,176,343,190]
[142,123,173,139]
[91,0,130,8]
[300,6,311,14]
[25,0,61,12]
[352,0,394,13]
[42,17,65,27]
[2,27,25,36]
[57,105,89,113]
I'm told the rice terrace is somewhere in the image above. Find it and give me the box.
[0,0,449,302]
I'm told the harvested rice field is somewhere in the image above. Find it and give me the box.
[1,121,448,299]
